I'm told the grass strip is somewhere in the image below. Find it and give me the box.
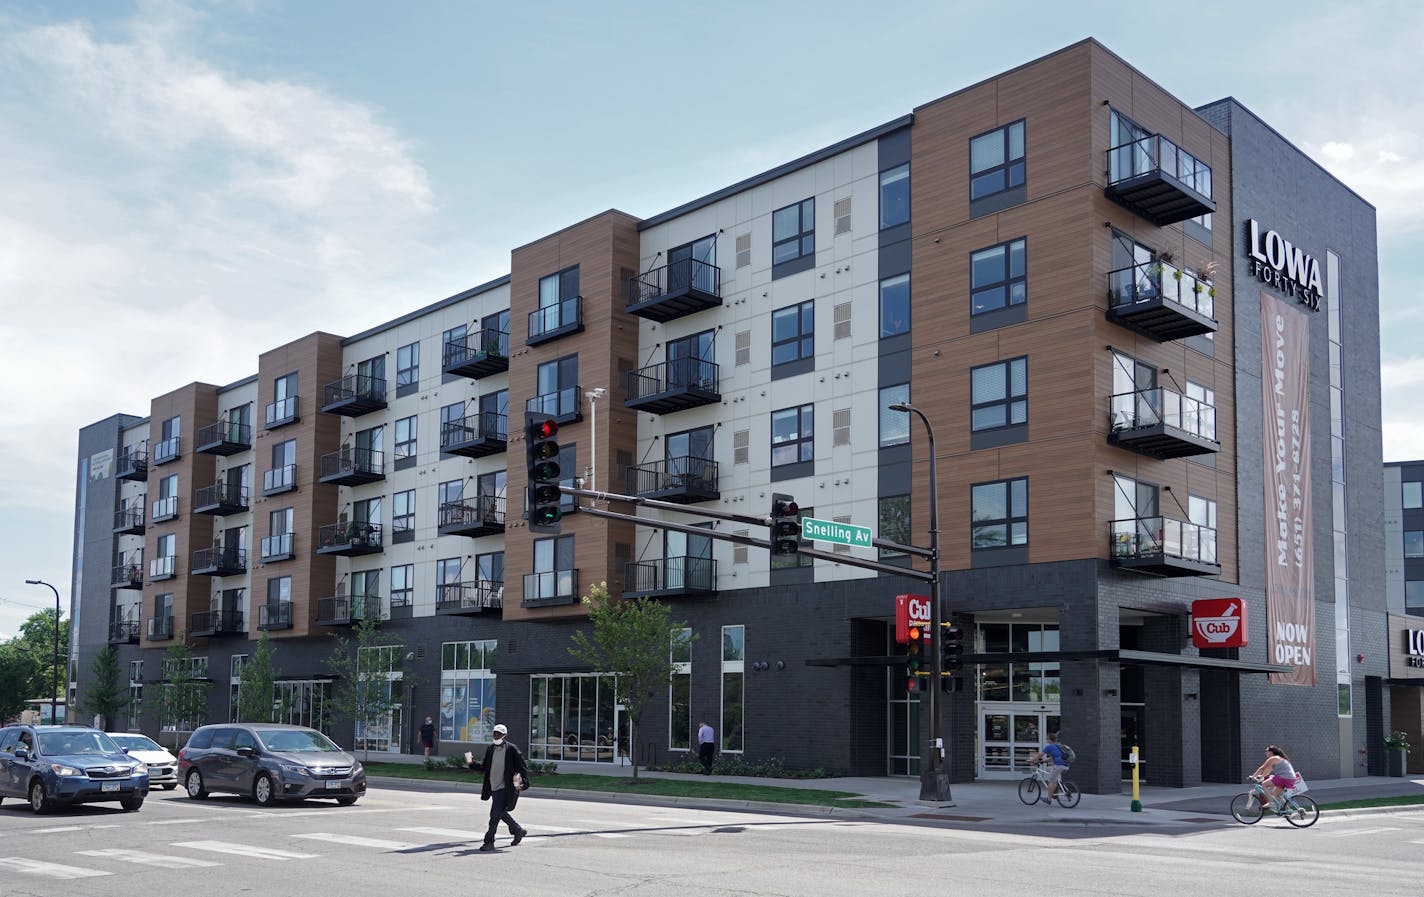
[1316,794,1424,810]
[362,762,891,808]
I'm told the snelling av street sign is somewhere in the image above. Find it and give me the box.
[801,517,873,548]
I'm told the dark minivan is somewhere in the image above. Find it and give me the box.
[178,723,365,806]
[0,725,150,813]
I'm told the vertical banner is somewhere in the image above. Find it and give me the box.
[1260,292,1315,685]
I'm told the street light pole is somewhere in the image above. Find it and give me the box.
[24,579,62,725]
[889,403,952,804]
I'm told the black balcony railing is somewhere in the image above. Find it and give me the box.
[623,556,716,597]
[625,358,721,414]
[190,610,245,637]
[626,258,723,322]
[436,580,504,614]
[437,495,506,538]
[192,546,247,577]
[1106,261,1217,341]
[147,616,174,641]
[440,412,508,458]
[111,562,143,589]
[522,569,579,607]
[149,555,176,581]
[263,464,297,495]
[113,506,145,535]
[1109,516,1220,577]
[443,329,510,379]
[153,436,182,465]
[260,532,295,562]
[265,396,299,428]
[317,521,383,556]
[151,495,179,522]
[316,594,382,626]
[1105,133,1216,225]
[108,620,140,644]
[194,482,250,515]
[1108,388,1219,459]
[257,602,293,631]
[527,296,583,345]
[196,420,253,455]
[116,446,149,481]
[319,447,386,485]
[321,373,387,417]
[525,386,582,423]
[626,456,719,503]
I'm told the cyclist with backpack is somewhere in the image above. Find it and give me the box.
[1030,732,1072,805]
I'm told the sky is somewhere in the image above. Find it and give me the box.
[1,0,1421,639]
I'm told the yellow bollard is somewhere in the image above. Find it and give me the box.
[1130,745,1141,812]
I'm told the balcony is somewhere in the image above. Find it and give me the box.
[525,386,582,425]
[257,602,293,631]
[116,447,149,481]
[1108,389,1220,460]
[111,562,142,590]
[146,616,174,641]
[317,521,383,557]
[151,495,178,523]
[152,436,181,466]
[436,580,504,615]
[113,506,145,535]
[148,555,176,581]
[1105,133,1216,226]
[260,532,295,562]
[522,569,579,607]
[321,373,387,417]
[1106,261,1218,341]
[196,420,253,455]
[108,620,140,645]
[263,464,297,496]
[625,358,721,415]
[191,546,247,577]
[623,556,716,598]
[626,258,723,322]
[626,456,719,504]
[194,482,250,516]
[438,496,506,538]
[527,296,583,346]
[319,447,386,486]
[190,610,245,638]
[265,396,299,429]
[443,329,510,380]
[440,412,507,459]
[1109,517,1221,577]
[316,594,382,626]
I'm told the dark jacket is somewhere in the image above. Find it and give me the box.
[474,740,530,801]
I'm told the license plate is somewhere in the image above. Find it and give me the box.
[101,781,120,792]
[325,780,341,790]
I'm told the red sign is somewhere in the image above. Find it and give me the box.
[895,594,932,644]
[1191,598,1247,649]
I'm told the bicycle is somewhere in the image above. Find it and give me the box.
[1230,776,1319,827]
[1018,762,1081,808]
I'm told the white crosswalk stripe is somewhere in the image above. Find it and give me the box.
[0,857,110,879]
[174,840,318,860]
[1325,827,1399,837]
[77,848,222,868]
[293,833,419,850]
[397,826,484,840]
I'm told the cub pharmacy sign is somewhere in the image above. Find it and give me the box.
[1246,219,1323,311]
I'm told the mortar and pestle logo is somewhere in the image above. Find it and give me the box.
[1194,600,1240,644]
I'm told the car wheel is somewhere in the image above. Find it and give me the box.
[185,769,208,800]
[29,780,52,814]
[336,796,358,806]
[162,783,178,791]
[252,773,276,807]
[120,793,144,812]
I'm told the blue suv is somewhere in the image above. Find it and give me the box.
[0,725,150,813]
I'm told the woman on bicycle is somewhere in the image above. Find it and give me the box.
[1251,744,1296,807]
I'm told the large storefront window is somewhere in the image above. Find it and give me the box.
[977,622,1060,778]
[979,624,1061,702]
[355,645,404,753]
[529,674,621,763]
[441,639,496,743]
[275,680,330,732]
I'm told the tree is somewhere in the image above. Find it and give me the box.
[236,633,288,723]
[325,617,411,762]
[80,644,123,729]
[0,609,70,721]
[567,582,690,782]
[157,634,211,747]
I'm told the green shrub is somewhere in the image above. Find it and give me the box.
[648,753,832,779]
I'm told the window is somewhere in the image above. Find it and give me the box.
[265,438,296,493]
[771,405,814,467]
[1407,581,1424,615]
[396,341,419,388]
[880,164,909,228]
[394,415,417,461]
[1406,531,1424,559]
[772,198,815,266]
[530,535,575,601]
[669,628,692,751]
[880,385,910,447]
[153,474,178,520]
[971,238,1027,315]
[771,301,814,368]
[969,119,1025,201]
[440,639,497,743]
[972,478,1028,549]
[442,325,465,364]
[440,402,463,449]
[1189,495,1219,564]
[391,564,414,608]
[532,355,579,418]
[721,625,745,753]
[476,551,504,591]
[1184,381,1217,441]
[437,557,464,603]
[480,388,510,440]
[879,273,910,337]
[971,358,1028,431]
[267,576,291,604]
[1404,481,1422,509]
[531,266,580,340]
[155,416,181,463]
[392,489,415,535]
[268,372,298,426]
[879,495,910,559]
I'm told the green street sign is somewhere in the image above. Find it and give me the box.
[801,517,873,548]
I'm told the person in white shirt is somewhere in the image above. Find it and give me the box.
[697,721,716,774]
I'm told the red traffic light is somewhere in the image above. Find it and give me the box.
[908,626,921,641]
[529,418,558,440]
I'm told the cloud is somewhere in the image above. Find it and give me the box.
[1381,356,1424,460]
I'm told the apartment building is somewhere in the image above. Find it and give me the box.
[1383,461,1424,772]
[69,39,1383,793]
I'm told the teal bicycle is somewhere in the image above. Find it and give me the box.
[1230,776,1319,827]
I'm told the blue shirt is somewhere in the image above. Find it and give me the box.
[1043,743,1066,766]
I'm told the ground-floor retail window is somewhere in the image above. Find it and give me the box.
[722,625,745,752]
[529,673,626,764]
[888,680,921,776]
[976,622,1060,779]
[441,639,496,743]
[275,680,330,733]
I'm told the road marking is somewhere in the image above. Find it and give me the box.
[397,826,483,840]
[146,818,208,825]
[293,833,419,850]
[31,826,84,833]
[173,841,318,860]
[0,857,110,879]
[1327,827,1398,837]
[77,849,221,868]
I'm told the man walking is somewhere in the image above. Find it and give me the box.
[473,723,530,851]
[697,721,716,774]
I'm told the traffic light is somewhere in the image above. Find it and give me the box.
[770,492,801,555]
[941,619,966,673]
[905,622,925,692]
[525,412,562,534]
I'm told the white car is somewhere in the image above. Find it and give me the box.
[108,733,179,790]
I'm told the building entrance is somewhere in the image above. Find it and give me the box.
[979,704,1059,779]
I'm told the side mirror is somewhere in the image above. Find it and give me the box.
[236,746,255,757]
[13,746,29,760]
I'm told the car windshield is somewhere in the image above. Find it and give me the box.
[109,734,163,752]
[255,729,341,753]
[38,731,122,756]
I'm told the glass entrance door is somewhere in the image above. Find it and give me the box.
[613,702,630,766]
[980,705,1059,778]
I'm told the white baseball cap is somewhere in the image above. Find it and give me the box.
[493,724,508,736]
